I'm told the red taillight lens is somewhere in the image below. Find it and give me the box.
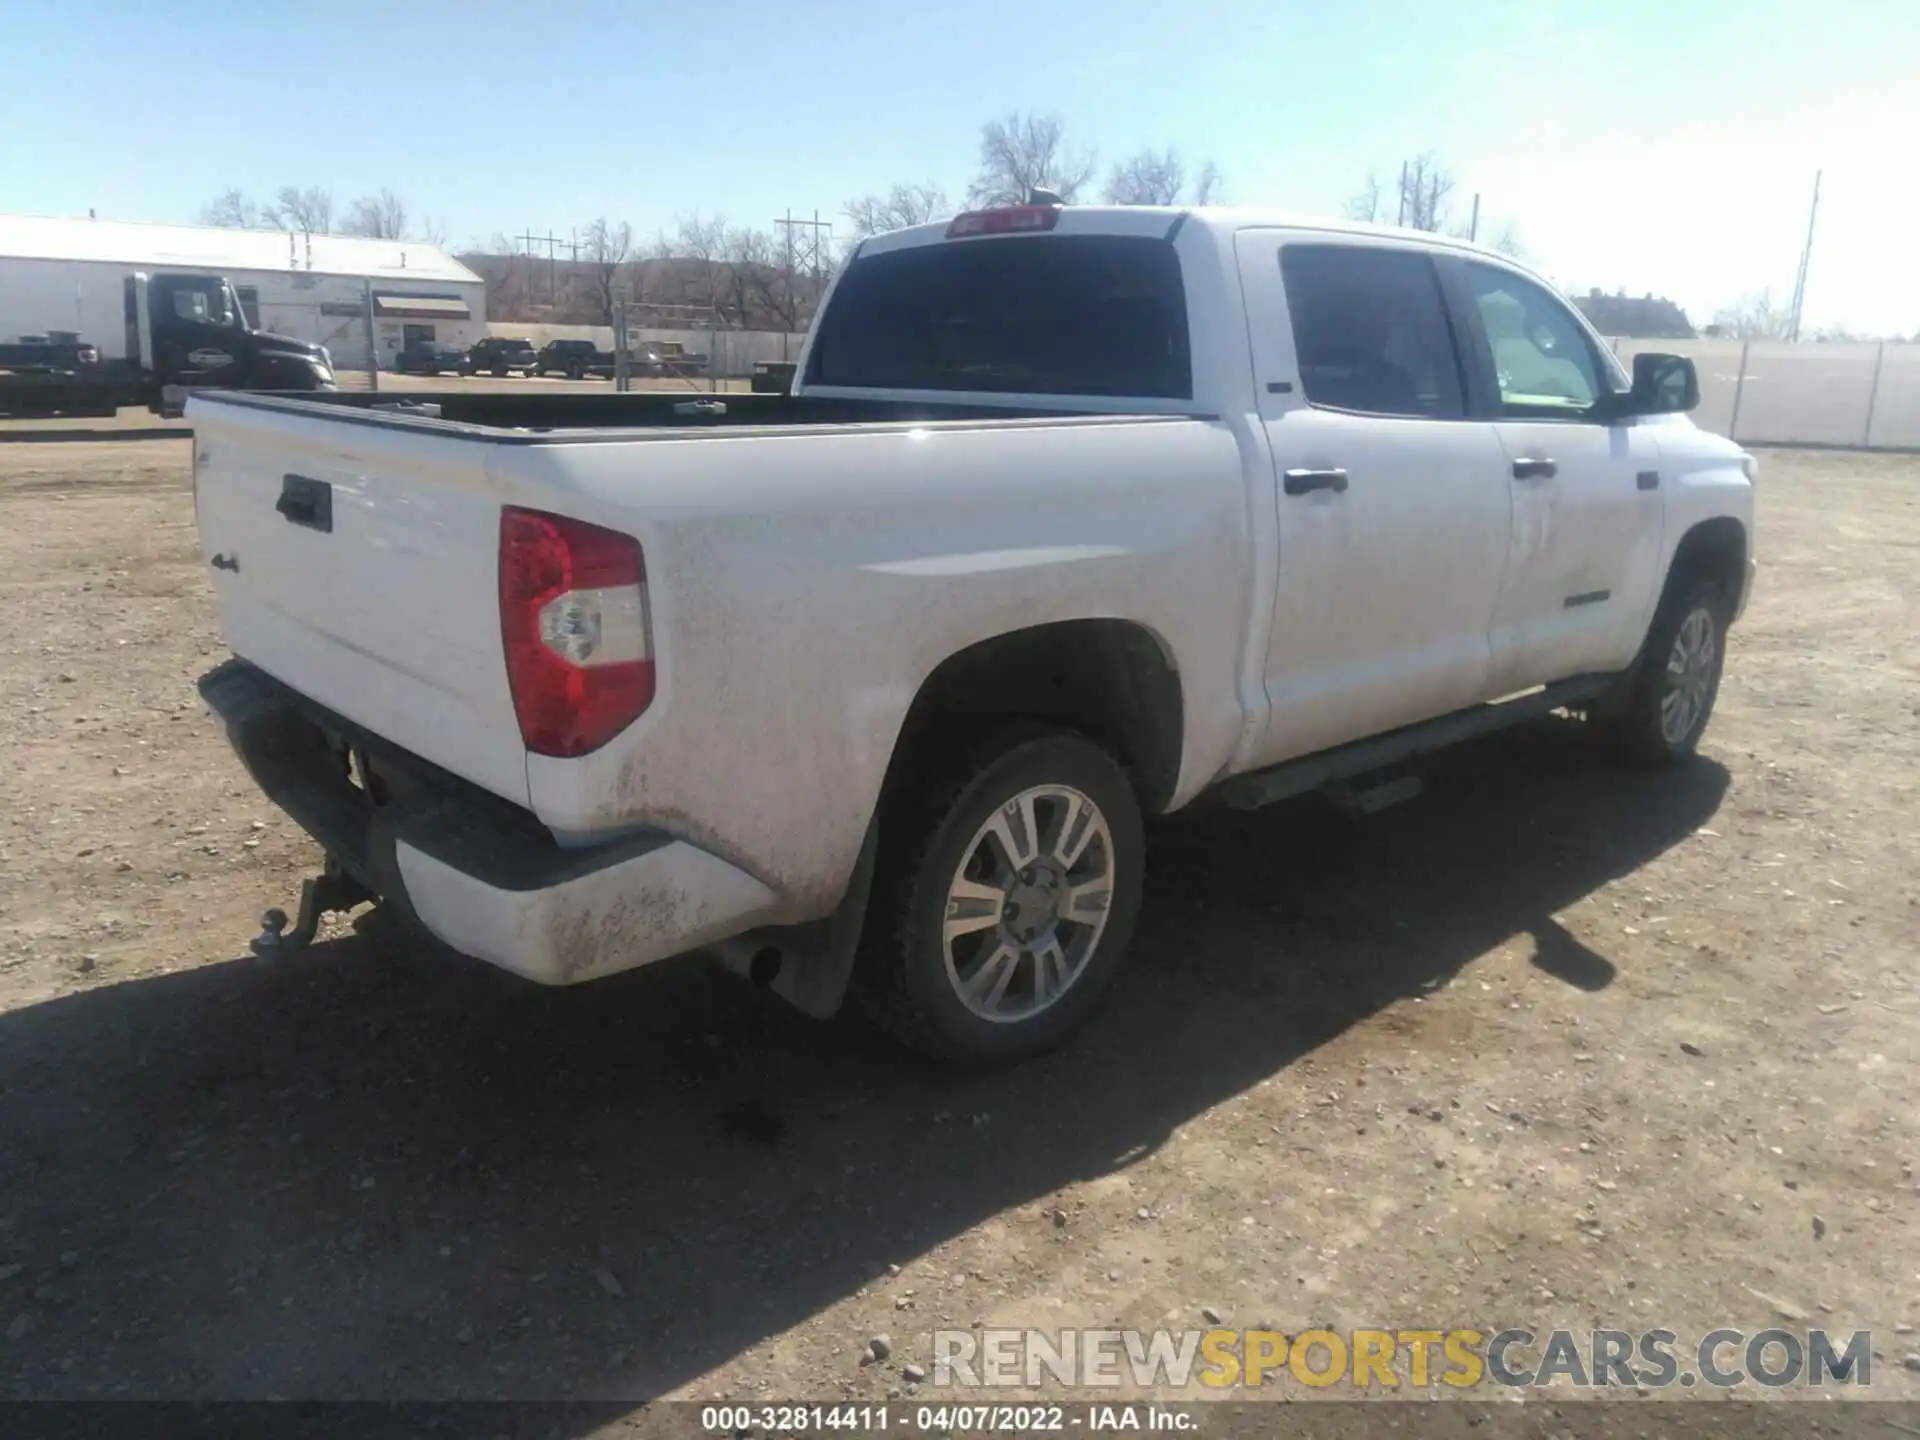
[499,506,654,758]
[945,205,1061,238]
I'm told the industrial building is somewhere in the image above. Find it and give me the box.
[0,213,486,371]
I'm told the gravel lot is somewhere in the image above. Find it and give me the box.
[0,439,1915,1416]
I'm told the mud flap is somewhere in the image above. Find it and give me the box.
[710,819,880,1020]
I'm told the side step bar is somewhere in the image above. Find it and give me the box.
[1216,674,1615,812]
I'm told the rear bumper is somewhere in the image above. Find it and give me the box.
[198,659,777,985]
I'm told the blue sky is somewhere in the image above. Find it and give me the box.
[3,0,1916,334]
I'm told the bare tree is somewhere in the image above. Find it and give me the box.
[1488,221,1525,259]
[969,111,1097,207]
[1344,153,1456,231]
[661,214,732,324]
[1103,149,1225,206]
[1105,149,1184,205]
[416,216,450,249]
[1712,289,1793,341]
[342,189,408,240]
[580,218,635,326]
[1342,173,1385,223]
[273,186,333,234]
[843,182,951,238]
[200,190,266,229]
[1399,153,1455,232]
[1190,161,1224,206]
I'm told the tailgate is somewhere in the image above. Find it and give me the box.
[190,398,530,807]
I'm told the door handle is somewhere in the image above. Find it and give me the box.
[1511,457,1557,480]
[1283,467,1349,496]
[275,474,333,533]
[1637,469,1661,490]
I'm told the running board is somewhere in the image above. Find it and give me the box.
[1216,674,1615,812]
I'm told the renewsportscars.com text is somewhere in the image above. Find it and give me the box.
[931,1326,1874,1390]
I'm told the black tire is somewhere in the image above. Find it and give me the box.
[852,727,1145,1066]
[1601,577,1728,765]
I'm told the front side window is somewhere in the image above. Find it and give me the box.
[1462,263,1607,417]
[1279,244,1464,420]
[170,285,224,324]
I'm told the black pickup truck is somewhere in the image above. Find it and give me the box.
[528,339,610,380]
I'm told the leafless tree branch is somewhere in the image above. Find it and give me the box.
[1104,149,1225,206]
[969,111,1097,207]
[843,182,951,238]
[341,189,408,240]
[272,186,333,235]
[199,190,268,229]
[1712,288,1794,340]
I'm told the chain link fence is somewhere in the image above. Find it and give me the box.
[1607,338,1918,449]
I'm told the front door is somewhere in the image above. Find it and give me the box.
[147,274,245,386]
[1236,234,1515,767]
[1444,260,1666,693]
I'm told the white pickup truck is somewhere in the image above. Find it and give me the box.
[191,201,1755,1063]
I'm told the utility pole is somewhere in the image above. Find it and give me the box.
[515,229,583,309]
[1468,192,1481,243]
[1396,159,1409,227]
[1786,169,1821,343]
[773,209,833,342]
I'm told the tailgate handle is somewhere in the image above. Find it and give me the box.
[276,474,333,533]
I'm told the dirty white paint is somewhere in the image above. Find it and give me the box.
[190,207,1754,989]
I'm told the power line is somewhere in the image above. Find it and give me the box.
[773,210,833,360]
[518,227,583,307]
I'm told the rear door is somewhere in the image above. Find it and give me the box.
[1441,258,1665,692]
[1235,234,1514,765]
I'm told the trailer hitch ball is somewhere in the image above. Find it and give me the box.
[250,868,373,959]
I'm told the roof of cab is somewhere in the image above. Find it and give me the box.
[854,204,1516,264]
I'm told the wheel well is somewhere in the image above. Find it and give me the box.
[1669,517,1747,617]
[884,620,1185,815]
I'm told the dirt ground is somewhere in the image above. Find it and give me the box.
[0,438,1915,1417]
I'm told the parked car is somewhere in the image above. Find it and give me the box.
[465,337,537,377]
[392,341,468,376]
[191,201,1754,1066]
[654,340,708,377]
[529,339,610,380]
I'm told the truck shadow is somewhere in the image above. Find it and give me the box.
[0,722,1728,1404]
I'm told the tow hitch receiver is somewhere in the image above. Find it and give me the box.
[252,866,374,958]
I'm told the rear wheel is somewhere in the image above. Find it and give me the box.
[1601,577,1727,764]
[853,728,1144,1066]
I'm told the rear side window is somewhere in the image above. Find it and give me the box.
[807,234,1191,399]
[1279,245,1464,420]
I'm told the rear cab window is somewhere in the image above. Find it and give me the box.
[806,233,1192,399]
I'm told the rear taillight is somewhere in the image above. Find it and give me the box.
[499,506,654,758]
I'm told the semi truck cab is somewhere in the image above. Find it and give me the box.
[130,272,337,401]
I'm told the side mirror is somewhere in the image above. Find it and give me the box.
[1627,352,1699,415]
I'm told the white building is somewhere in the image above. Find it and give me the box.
[0,213,486,371]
